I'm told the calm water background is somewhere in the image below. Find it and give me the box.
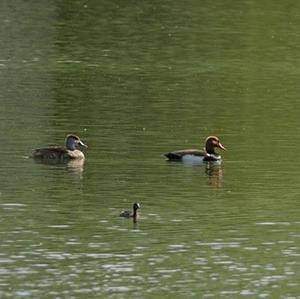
[1,0,300,298]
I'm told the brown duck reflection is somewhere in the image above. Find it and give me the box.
[33,157,85,178]
[65,158,85,177]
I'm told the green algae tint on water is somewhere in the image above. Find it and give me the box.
[1,1,300,298]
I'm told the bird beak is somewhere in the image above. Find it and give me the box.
[79,141,88,148]
[218,142,226,151]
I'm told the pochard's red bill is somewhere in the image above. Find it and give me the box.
[218,142,226,151]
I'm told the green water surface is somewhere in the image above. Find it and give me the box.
[1,1,300,298]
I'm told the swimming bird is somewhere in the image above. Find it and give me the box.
[32,134,88,161]
[164,136,226,162]
[119,203,140,223]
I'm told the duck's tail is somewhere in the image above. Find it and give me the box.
[164,152,181,161]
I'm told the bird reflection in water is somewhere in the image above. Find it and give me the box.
[33,157,85,180]
[205,163,223,188]
[65,158,85,179]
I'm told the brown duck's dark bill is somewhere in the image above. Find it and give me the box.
[218,143,226,150]
[79,141,88,148]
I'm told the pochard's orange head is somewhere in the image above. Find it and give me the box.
[205,136,226,153]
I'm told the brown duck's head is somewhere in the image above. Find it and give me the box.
[205,136,226,154]
[65,134,88,150]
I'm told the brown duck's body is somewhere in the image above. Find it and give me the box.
[32,134,87,161]
[33,148,85,160]
[165,136,226,162]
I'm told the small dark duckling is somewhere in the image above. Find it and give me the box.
[119,203,140,223]
[32,134,88,161]
[165,136,226,162]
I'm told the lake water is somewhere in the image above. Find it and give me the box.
[1,1,300,298]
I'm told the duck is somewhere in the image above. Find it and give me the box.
[119,203,140,223]
[32,134,88,161]
[164,136,226,162]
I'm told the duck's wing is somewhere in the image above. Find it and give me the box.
[164,149,206,160]
[32,147,70,160]
[119,210,132,218]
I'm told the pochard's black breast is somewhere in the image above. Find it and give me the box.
[202,153,221,162]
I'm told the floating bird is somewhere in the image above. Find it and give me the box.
[164,136,226,163]
[119,203,140,223]
[32,134,88,161]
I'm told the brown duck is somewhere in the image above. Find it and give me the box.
[164,136,226,162]
[32,134,88,161]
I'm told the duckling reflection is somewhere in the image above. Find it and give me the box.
[119,203,140,223]
[205,163,223,188]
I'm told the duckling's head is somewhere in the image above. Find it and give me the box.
[65,134,88,150]
[205,136,226,154]
[133,202,141,211]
